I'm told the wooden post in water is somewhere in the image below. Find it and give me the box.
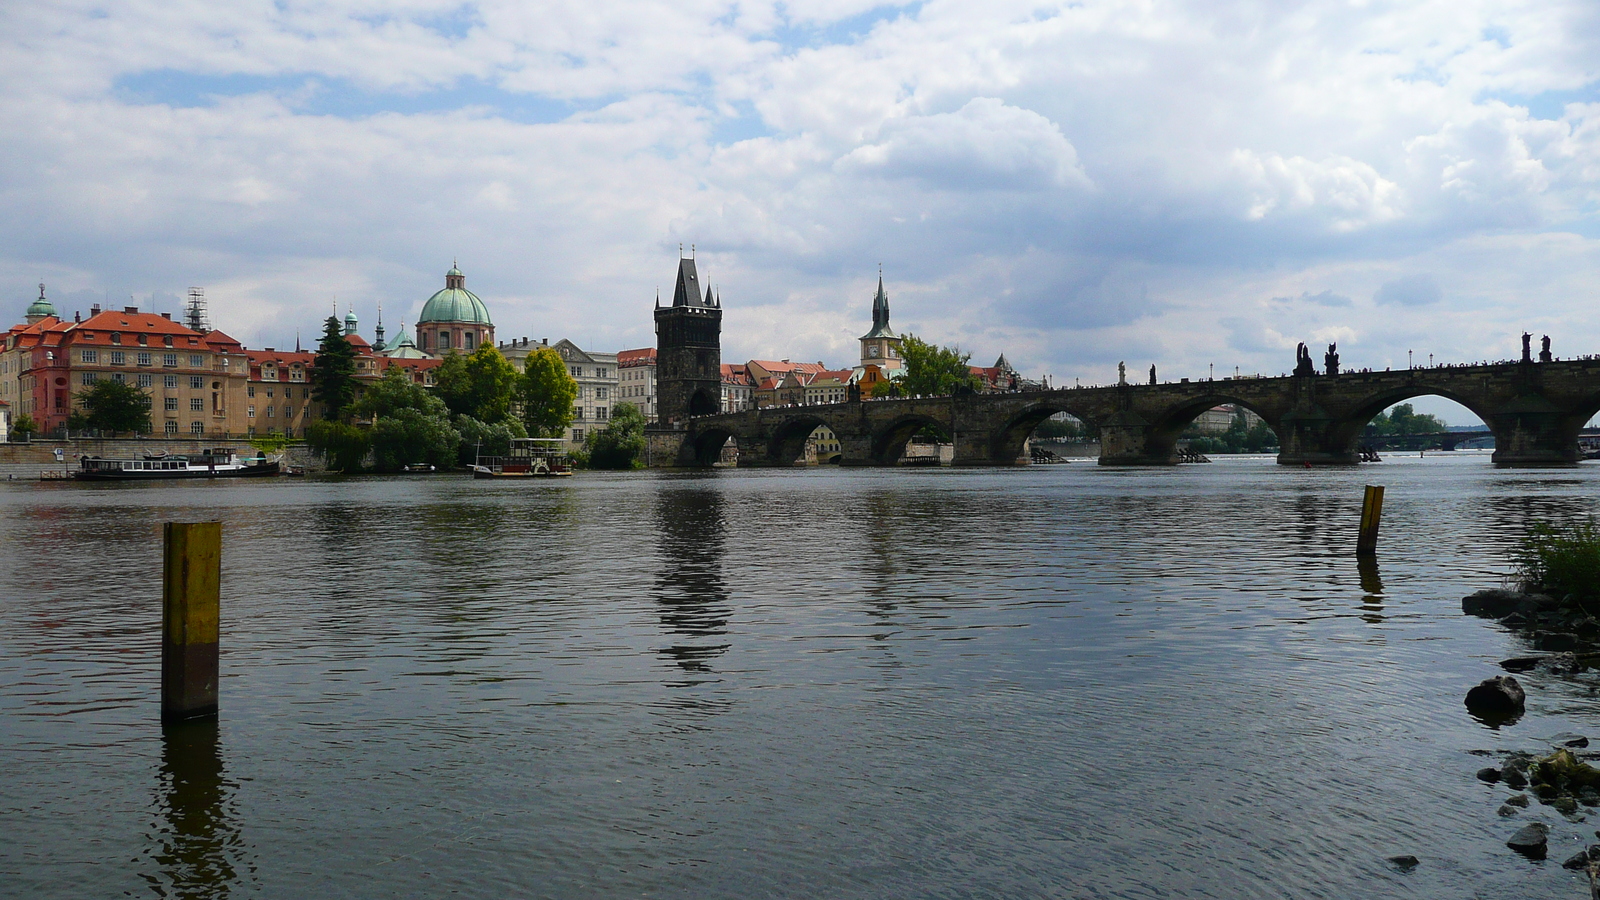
[1357,485,1384,557]
[163,522,221,723]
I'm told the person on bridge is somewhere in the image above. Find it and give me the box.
[1149,364,1156,385]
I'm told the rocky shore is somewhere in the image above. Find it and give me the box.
[1462,587,1600,889]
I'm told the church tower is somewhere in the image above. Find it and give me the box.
[859,273,902,370]
[654,252,722,424]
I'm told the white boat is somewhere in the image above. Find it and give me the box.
[472,438,573,478]
[72,448,281,480]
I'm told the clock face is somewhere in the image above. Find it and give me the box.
[868,345,880,357]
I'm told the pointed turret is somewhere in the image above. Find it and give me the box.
[373,303,386,351]
[671,257,709,308]
[344,306,359,336]
[858,274,896,340]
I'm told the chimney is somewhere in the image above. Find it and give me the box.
[161,312,172,320]
[90,303,101,316]
[123,306,139,314]
[542,338,548,346]
[74,311,81,323]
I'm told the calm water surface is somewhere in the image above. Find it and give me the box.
[3,455,1600,898]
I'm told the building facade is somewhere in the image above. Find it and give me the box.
[502,338,618,450]
[654,256,722,424]
[619,347,657,422]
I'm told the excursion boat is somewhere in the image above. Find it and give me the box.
[472,438,573,478]
[73,448,281,480]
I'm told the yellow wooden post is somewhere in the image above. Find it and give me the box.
[163,522,221,723]
[1357,485,1384,557]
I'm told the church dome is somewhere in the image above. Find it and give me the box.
[418,265,492,326]
[26,284,55,320]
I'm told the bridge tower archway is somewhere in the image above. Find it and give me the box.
[688,388,719,418]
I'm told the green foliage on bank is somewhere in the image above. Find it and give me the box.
[1366,403,1448,436]
[435,345,521,424]
[1185,410,1279,454]
[1514,518,1600,606]
[10,414,38,438]
[306,420,371,473]
[871,334,981,398]
[455,414,528,467]
[74,379,151,435]
[518,346,579,438]
[583,402,646,469]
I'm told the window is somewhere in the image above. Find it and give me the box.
[137,374,152,387]
[165,397,178,411]
[110,351,125,365]
[164,354,178,366]
[190,421,204,435]
[111,333,122,344]
[571,366,582,377]
[82,372,97,385]
[164,421,178,435]
[190,354,203,367]
[266,387,274,398]
[439,332,451,350]
[140,396,151,409]
[573,429,583,442]
[190,398,204,411]
[597,387,607,400]
[465,332,475,350]
[284,405,294,418]
[289,367,303,382]
[164,375,177,388]
[112,373,125,384]
[138,335,148,346]
[137,352,151,366]
[247,405,255,418]
[247,385,255,397]
[302,388,311,398]
[265,406,274,418]
[81,350,98,363]
[573,405,583,420]
[596,406,608,420]
[163,336,174,347]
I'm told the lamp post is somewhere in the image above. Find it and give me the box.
[1408,350,1413,370]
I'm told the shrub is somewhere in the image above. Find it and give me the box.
[1513,518,1600,607]
[306,420,371,473]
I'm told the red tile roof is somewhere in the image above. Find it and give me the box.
[619,347,656,364]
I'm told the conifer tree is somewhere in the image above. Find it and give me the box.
[311,316,358,418]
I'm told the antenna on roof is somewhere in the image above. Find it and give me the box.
[679,243,683,258]
[185,287,210,333]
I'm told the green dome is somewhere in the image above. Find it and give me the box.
[418,265,492,326]
[26,284,54,319]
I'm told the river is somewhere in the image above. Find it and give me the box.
[2,453,1597,898]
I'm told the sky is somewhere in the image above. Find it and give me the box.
[3,0,1599,424]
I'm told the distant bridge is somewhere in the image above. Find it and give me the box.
[663,359,1600,468]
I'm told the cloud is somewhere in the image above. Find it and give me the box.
[1270,290,1352,307]
[1373,274,1443,306]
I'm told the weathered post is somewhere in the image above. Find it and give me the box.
[1357,485,1384,557]
[163,522,221,723]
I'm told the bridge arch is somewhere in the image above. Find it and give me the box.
[767,415,829,467]
[1142,395,1283,460]
[989,403,1102,464]
[872,413,951,465]
[682,426,736,467]
[1328,385,1495,456]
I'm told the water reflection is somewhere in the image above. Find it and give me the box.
[1357,556,1384,624]
[142,720,253,898]
[652,483,731,683]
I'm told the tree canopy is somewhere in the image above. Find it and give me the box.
[352,365,449,421]
[872,334,981,398]
[348,366,461,471]
[74,379,150,434]
[518,346,579,438]
[1367,402,1448,436]
[11,414,38,438]
[311,317,358,418]
[584,402,647,469]
[434,345,519,424]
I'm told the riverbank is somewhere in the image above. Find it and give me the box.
[0,439,325,480]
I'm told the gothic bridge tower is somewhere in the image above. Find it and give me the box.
[655,253,722,424]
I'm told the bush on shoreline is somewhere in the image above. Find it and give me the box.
[1513,518,1600,608]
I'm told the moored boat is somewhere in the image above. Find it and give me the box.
[72,448,281,480]
[472,438,573,478]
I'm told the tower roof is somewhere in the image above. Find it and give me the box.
[25,284,54,320]
[418,264,492,326]
[859,275,896,340]
[671,257,711,308]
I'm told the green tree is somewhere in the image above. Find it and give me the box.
[352,365,449,421]
[1367,403,1447,436]
[874,334,982,398]
[74,379,151,434]
[11,414,38,439]
[584,402,647,469]
[454,415,528,467]
[306,420,371,472]
[311,317,359,419]
[434,344,519,423]
[518,346,579,437]
[369,408,460,472]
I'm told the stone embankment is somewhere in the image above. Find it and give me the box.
[1461,587,1600,887]
[0,439,325,480]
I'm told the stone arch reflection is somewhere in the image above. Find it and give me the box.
[652,480,731,685]
[142,720,254,898]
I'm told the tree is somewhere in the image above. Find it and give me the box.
[1368,403,1447,436]
[434,344,519,423]
[352,365,449,421]
[311,316,358,419]
[369,408,460,472]
[74,379,151,434]
[454,415,528,467]
[305,420,371,472]
[585,402,647,469]
[518,346,579,437]
[11,414,38,439]
[873,334,982,398]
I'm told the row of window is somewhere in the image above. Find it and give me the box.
[95,332,180,348]
[247,385,310,398]
[245,406,297,418]
[571,406,610,421]
[570,366,613,379]
[84,372,208,388]
[81,350,206,367]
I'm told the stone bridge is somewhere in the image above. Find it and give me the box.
[664,359,1600,468]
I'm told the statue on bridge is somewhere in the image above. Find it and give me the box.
[1294,343,1317,377]
[1149,364,1156,385]
[1540,335,1553,363]
[1522,332,1533,363]
[1118,361,1127,386]
[1324,343,1340,376]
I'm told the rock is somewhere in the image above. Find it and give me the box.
[1581,787,1600,807]
[1505,767,1530,789]
[1385,855,1419,871]
[1536,632,1581,652]
[1507,822,1549,858]
[1465,675,1526,719]
[1500,656,1545,672]
[1498,804,1520,816]
[1554,796,1581,815]
[1507,794,1531,808]
[1552,733,1591,749]
[1563,850,1593,870]
[1532,749,1600,792]
[1477,767,1502,783]
[1464,589,1527,618]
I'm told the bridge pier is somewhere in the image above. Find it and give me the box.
[1488,411,1582,467]
[1276,412,1358,466]
[1096,417,1177,466]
